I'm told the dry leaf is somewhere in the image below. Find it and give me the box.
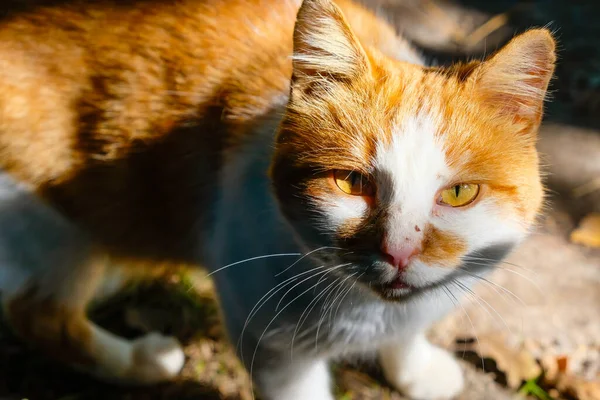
[551,374,600,400]
[461,334,541,388]
[571,213,600,248]
[557,356,569,373]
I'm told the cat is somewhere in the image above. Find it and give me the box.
[0,0,555,398]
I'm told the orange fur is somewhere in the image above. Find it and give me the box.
[5,291,95,365]
[3,253,107,367]
[420,225,467,267]
[0,0,555,383]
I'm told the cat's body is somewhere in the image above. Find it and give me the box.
[210,121,510,399]
[0,0,555,398]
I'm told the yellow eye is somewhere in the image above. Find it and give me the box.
[439,183,480,207]
[333,170,375,196]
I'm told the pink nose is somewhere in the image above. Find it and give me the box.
[382,245,421,270]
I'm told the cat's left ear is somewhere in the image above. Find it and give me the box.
[291,0,370,91]
[474,29,556,127]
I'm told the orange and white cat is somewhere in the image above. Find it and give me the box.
[0,0,554,398]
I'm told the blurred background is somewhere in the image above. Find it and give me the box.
[0,0,598,399]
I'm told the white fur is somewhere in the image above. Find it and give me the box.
[318,194,368,229]
[375,112,450,245]
[128,332,186,384]
[259,359,333,400]
[375,113,450,208]
[374,112,450,287]
[91,328,184,385]
[372,111,527,287]
[89,325,135,378]
[434,198,526,248]
[379,334,464,400]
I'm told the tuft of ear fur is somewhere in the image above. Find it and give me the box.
[292,0,370,86]
[475,29,556,126]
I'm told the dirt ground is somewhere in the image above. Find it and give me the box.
[0,1,599,400]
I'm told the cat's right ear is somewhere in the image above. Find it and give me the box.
[291,0,370,92]
[473,28,556,129]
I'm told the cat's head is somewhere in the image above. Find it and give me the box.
[270,0,555,300]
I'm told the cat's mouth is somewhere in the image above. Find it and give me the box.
[386,275,414,291]
[370,243,516,301]
[373,272,455,301]
[374,275,421,300]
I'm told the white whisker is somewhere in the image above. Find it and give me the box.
[238,265,329,364]
[332,271,364,322]
[291,276,341,359]
[275,246,340,277]
[465,259,542,294]
[458,267,526,307]
[464,255,537,275]
[249,273,338,394]
[315,271,360,349]
[443,283,485,371]
[453,280,512,336]
[276,263,350,311]
[206,253,301,277]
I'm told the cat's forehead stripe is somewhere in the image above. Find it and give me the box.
[374,110,450,207]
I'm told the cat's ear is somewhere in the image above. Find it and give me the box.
[475,29,556,126]
[291,0,370,88]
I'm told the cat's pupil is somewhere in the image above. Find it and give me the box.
[346,171,359,189]
[454,185,460,197]
[353,172,365,193]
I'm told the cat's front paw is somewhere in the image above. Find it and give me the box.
[126,332,185,384]
[382,343,464,400]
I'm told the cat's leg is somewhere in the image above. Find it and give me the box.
[255,358,334,400]
[0,178,184,385]
[379,333,464,400]
[2,254,185,385]
[219,296,334,400]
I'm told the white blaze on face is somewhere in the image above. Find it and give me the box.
[375,112,450,247]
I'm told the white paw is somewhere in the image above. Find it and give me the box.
[384,345,464,400]
[126,332,185,385]
[259,360,334,400]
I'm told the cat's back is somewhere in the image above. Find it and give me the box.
[0,0,300,261]
[0,0,299,184]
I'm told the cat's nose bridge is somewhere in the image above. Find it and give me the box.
[383,210,425,268]
[382,227,423,250]
[386,206,426,234]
